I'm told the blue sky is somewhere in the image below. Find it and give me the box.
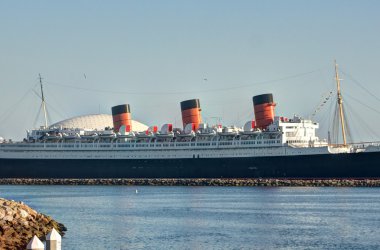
[1,1,380,141]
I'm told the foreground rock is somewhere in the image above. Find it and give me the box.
[0,198,66,250]
[0,178,379,187]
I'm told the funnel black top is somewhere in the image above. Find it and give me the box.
[112,104,130,115]
[180,99,200,111]
[253,94,274,106]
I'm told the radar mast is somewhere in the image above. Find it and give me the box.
[38,74,48,128]
[334,60,347,146]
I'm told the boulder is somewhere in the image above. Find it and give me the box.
[0,198,66,250]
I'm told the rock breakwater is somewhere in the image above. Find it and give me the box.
[0,178,379,187]
[0,198,66,250]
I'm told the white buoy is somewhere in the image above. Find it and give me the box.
[26,235,44,250]
[135,189,138,194]
[46,228,62,250]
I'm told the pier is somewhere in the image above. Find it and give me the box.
[1,178,380,187]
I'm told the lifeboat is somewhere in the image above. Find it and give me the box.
[177,131,196,138]
[63,133,81,140]
[44,133,63,141]
[135,131,155,139]
[155,132,175,139]
[81,133,99,140]
[98,133,116,139]
[117,132,135,139]
[196,130,217,137]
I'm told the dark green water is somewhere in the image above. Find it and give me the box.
[1,186,380,249]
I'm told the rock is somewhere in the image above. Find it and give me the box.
[0,197,66,250]
[3,215,13,222]
[0,178,379,186]
[19,209,29,218]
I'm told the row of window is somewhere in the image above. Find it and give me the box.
[287,140,309,143]
[4,139,283,149]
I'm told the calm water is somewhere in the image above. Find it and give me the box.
[1,186,380,250]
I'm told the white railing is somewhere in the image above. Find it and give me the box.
[0,138,284,151]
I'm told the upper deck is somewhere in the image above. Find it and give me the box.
[0,115,329,151]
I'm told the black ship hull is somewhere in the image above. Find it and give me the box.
[1,151,380,178]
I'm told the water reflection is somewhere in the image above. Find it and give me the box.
[0,186,379,249]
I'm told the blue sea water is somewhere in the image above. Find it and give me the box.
[1,186,380,250]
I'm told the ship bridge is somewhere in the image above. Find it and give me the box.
[268,115,326,147]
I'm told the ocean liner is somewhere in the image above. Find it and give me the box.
[0,63,380,178]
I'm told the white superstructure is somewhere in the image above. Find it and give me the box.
[1,114,355,160]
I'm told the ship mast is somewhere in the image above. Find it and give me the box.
[334,60,347,146]
[38,74,48,128]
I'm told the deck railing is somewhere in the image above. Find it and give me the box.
[0,138,284,151]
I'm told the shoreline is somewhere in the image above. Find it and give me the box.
[0,178,380,187]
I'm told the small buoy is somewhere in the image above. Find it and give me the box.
[135,189,138,194]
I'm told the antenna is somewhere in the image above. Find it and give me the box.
[334,60,347,146]
[39,74,48,128]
